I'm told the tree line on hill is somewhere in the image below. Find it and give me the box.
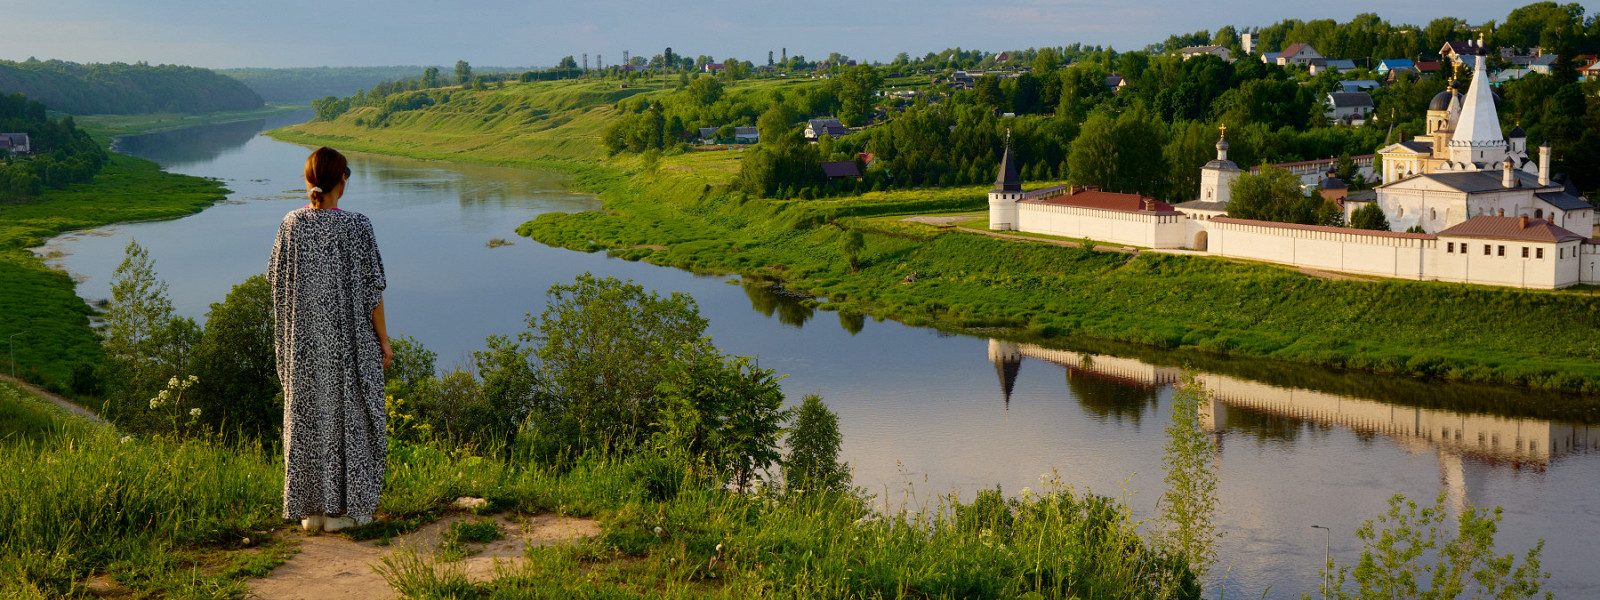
[0,93,106,201]
[0,59,262,115]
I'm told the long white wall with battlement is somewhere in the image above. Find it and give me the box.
[1206,219,1433,280]
[1015,204,1188,249]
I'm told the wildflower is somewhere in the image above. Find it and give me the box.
[120,436,132,444]
[168,376,179,388]
[187,375,198,382]
[149,398,160,410]
[158,389,170,400]
[190,408,201,417]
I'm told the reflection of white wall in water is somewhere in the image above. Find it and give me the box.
[988,339,1598,466]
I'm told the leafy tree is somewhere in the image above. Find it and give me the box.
[525,274,711,456]
[1032,47,1061,76]
[473,334,540,458]
[1350,203,1391,231]
[833,65,883,126]
[558,56,578,70]
[1314,493,1551,600]
[654,351,789,488]
[1229,165,1323,224]
[686,75,724,106]
[101,240,196,429]
[455,60,472,86]
[839,229,865,272]
[190,274,279,440]
[422,67,440,88]
[782,394,849,493]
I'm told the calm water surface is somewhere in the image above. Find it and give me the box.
[42,113,1600,598]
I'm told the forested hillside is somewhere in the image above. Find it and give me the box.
[220,65,529,103]
[0,60,262,115]
[220,66,436,104]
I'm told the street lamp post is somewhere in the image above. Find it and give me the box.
[8,330,28,378]
[1311,525,1332,600]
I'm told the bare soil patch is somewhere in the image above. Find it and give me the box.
[246,512,599,600]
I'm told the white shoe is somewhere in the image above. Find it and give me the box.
[322,515,373,532]
[300,515,325,531]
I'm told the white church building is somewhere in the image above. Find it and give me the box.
[985,54,1600,290]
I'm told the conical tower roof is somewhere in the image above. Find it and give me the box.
[994,136,1022,192]
[1451,50,1504,149]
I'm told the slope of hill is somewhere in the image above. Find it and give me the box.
[219,65,536,104]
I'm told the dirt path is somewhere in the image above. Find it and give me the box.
[0,372,105,425]
[247,512,599,600]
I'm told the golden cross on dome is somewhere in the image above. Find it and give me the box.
[1219,124,1227,137]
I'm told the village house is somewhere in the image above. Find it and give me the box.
[697,126,758,145]
[1178,45,1232,62]
[1104,74,1128,93]
[1308,58,1357,75]
[0,133,29,156]
[1337,80,1379,93]
[1273,43,1322,67]
[805,119,848,140]
[820,160,861,180]
[1325,92,1374,123]
[1440,38,1489,69]
[1375,59,1414,75]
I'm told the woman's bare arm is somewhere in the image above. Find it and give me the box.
[372,298,392,369]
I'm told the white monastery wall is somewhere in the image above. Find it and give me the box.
[1016,204,1186,248]
[1206,220,1431,280]
[1432,239,1580,289]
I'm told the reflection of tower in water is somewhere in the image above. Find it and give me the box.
[988,340,1021,408]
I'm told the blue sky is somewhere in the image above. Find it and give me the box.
[0,0,1552,69]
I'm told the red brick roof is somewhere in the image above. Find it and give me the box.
[1435,216,1587,243]
[1210,217,1435,239]
[1279,43,1309,59]
[1415,61,1441,72]
[1023,189,1178,214]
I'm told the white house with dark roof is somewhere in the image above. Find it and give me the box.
[1275,43,1322,66]
[804,119,848,140]
[0,133,28,155]
[1325,92,1374,122]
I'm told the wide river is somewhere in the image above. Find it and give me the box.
[41,113,1599,597]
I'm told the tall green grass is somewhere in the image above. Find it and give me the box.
[0,425,281,596]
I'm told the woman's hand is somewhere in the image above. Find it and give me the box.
[381,339,393,369]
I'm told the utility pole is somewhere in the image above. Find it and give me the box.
[8,330,27,378]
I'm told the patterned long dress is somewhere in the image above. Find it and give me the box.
[268,208,387,519]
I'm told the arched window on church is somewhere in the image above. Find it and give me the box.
[1497,209,1504,217]
[1431,208,1436,221]
[1536,209,1543,219]
[1398,207,1404,217]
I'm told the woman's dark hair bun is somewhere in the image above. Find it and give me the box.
[304,147,349,206]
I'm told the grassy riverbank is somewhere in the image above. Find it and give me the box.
[0,152,230,389]
[73,104,303,140]
[273,78,1600,394]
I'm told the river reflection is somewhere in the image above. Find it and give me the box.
[41,115,1600,598]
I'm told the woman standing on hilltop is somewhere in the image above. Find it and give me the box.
[269,147,392,532]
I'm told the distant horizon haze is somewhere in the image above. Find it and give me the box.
[0,0,1549,69]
